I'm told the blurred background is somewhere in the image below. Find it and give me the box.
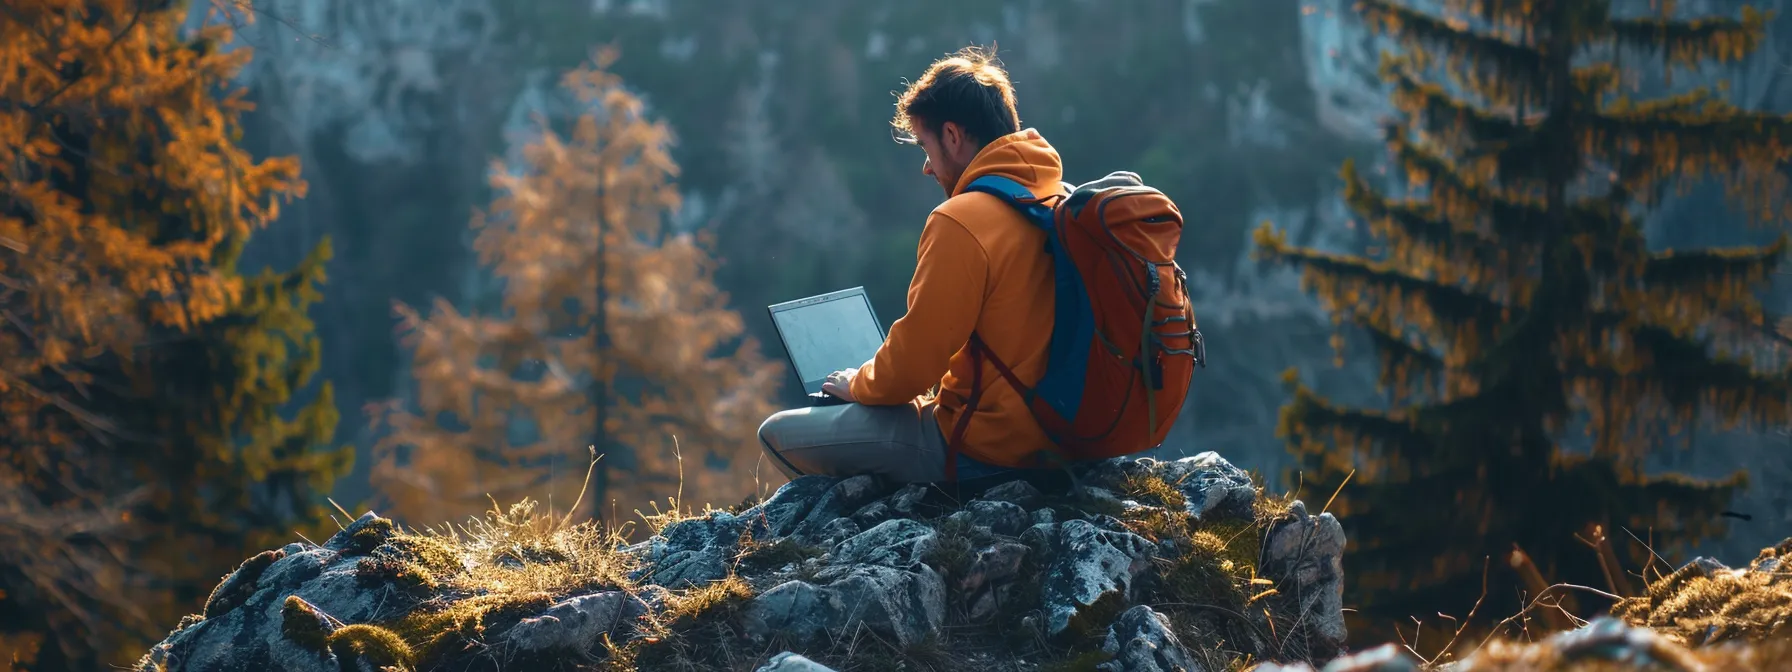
[198,0,1791,553]
[5,0,1792,667]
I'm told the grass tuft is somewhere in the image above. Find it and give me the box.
[1611,538,1792,647]
[327,624,415,671]
[734,532,826,578]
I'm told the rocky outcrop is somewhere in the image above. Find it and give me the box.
[1255,616,1792,672]
[137,453,1348,671]
[1256,545,1792,672]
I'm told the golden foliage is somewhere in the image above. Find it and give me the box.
[0,1,345,666]
[370,51,783,529]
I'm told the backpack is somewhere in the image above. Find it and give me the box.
[944,171,1204,481]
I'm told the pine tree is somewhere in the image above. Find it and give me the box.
[1254,0,1792,645]
[370,51,783,529]
[0,1,348,667]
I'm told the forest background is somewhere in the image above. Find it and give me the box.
[4,0,1792,669]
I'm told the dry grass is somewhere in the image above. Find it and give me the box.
[1450,635,1792,671]
[1611,538,1792,646]
[1347,535,1792,672]
[278,496,647,671]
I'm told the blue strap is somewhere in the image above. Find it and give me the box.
[960,174,1090,424]
[966,175,1055,229]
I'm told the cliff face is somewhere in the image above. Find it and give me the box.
[134,453,1350,671]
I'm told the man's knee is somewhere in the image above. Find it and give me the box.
[757,408,797,450]
[757,408,806,477]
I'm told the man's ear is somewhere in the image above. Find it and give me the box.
[940,121,964,152]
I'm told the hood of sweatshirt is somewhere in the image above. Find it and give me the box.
[951,128,1066,199]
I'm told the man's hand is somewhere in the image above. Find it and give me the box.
[821,368,859,402]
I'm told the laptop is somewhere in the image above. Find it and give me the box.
[767,287,887,405]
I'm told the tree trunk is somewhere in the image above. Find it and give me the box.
[592,182,610,524]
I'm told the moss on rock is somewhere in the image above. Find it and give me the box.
[280,595,335,653]
[328,624,415,671]
[204,549,285,618]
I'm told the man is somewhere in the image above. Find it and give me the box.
[756,46,1062,485]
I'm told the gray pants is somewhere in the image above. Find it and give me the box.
[756,400,950,483]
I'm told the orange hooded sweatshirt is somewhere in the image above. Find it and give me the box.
[849,128,1063,468]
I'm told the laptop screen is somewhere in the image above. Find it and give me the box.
[769,288,886,394]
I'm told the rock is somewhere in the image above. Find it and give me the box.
[757,651,840,671]
[948,499,1031,537]
[817,563,947,648]
[743,521,948,650]
[1260,500,1348,661]
[1034,519,1158,636]
[744,580,842,646]
[1159,452,1257,522]
[851,483,932,529]
[1752,538,1791,573]
[978,479,1044,508]
[886,483,929,514]
[792,475,888,541]
[832,519,938,569]
[744,560,947,651]
[1098,606,1201,672]
[138,454,1350,672]
[1079,485,1129,511]
[849,500,895,528]
[136,538,411,672]
[1528,617,1703,669]
[1306,618,1711,672]
[636,585,675,612]
[635,510,760,588]
[1251,644,1418,671]
[959,542,1030,594]
[741,475,839,538]
[1688,556,1730,575]
[819,517,861,546]
[961,542,1031,621]
[203,550,286,618]
[505,590,651,652]
[325,512,396,555]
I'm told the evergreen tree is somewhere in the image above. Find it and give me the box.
[1254,0,1792,646]
[369,52,782,529]
[0,1,348,668]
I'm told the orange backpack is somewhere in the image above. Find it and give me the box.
[945,171,1204,481]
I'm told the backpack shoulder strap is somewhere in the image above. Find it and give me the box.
[964,175,1057,228]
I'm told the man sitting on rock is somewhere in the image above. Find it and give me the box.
[757,46,1064,488]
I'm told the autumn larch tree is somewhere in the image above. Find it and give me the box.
[0,1,349,668]
[1254,0,1792,647]
[370,51,782,529]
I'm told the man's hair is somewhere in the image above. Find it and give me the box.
[892,46,1022,147]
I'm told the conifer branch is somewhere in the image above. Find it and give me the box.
[1387,66,1529,149]
[1434,0,1534,26]
[1604,8,1768,69]
[1256,225,1509,337]
[1567,324,1792,430]
[1361,0,1545,105]
[1644,239,1788,297]
[1342,159,1509,276]
[1353,314,1447,400]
